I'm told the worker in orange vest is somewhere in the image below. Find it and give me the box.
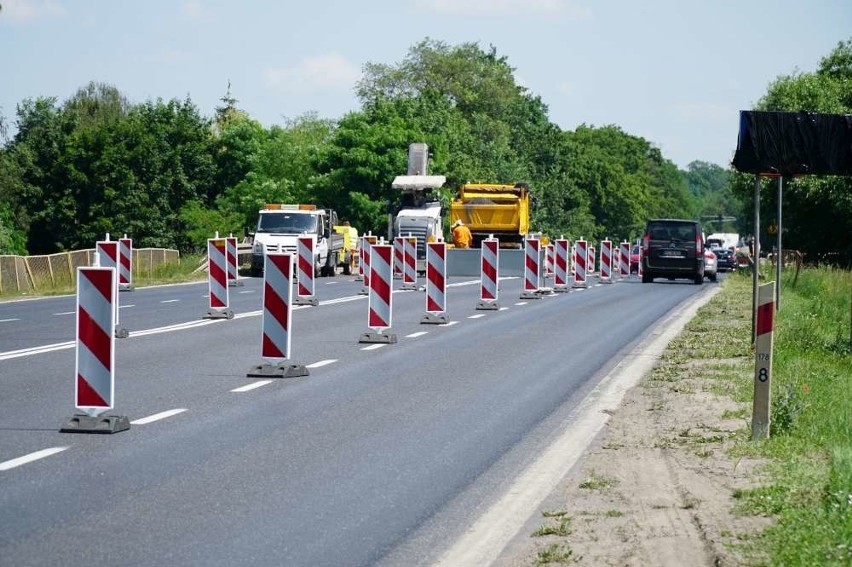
[452,219,472,248]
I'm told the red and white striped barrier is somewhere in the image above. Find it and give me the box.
[359,235,378,294]
[204,237,233,319]
[422,241,449,324]
[477,236,501,310]
[545,244,555,277]
[620,241,630,278]
[360,243,397,343]
[60,266,129,433]
[751,282,776,439]
[225,235,243,287]
[588,245,596,274]
[247,253,309,378]
[393,236,405,279]
[118,235,133,291]
[637,245,644,279]
[600,239,613,283]
[400,235,418,291]
[295,236,319,306]
[553,238,570,292]
[573,238,588,288]
[96,236,128,338]
[521,237,541,299]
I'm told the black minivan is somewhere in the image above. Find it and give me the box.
[642,219,704,285]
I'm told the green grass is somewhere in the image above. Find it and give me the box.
[718,267,852,565]
[578,471,618,491]
[534,543,577,565]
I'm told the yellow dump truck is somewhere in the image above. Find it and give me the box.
[333,223,359,275]
[449,183,531,248]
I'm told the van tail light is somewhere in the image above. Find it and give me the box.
[643,234,650,255]
[695,235,703,254]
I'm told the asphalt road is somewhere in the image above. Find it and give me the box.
[0,272,718,566]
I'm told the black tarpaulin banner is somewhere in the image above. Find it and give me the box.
[732,111,852,176]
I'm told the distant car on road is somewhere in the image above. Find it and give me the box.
[704,248,718,282]
[712,247,736,272]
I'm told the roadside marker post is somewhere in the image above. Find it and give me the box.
[248,253,309,378]
[545,244,555,278]
[751,282,775,440]
[96,235,129,338]
[477,236,501,310]
[573,238,588,288]
[520,237,542,299]
[360,243,397,344]
[553,238,570,292]
[421,241,449,324]
[204,237,234,320]
[60,266,130,434]
[612,244,621,281]
[619,240,630,279]
[118,235,134,291]
[588,245,596,275]
[600,239,613,284]
[637,244,644,279]
[294,236,319,306]
[393,236,405,279]
[226,235,243,288]
[359,235,377,295]
[400,234,418,291]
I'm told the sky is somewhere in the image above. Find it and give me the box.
[1,0,849,170]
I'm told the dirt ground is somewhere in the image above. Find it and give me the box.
[501,349,774,567]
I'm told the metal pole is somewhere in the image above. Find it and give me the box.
[752,175,761,345]
[776,176,783,311]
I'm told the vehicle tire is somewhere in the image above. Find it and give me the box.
[642,272,653,283]
[709,272,717,282]
[694,274,703,285]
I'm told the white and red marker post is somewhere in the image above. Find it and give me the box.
[620,240,630,279]
[421,240,449,324]
[637,244,644,279]
[118,234,134,291]
[573,238,588,288]
[545,243,555,278]
[588,245,596,275]
[294,235,319,306]
[393,236,405,279]
[247,253,309,378]
[600,238,613,284]
[360,242,397,344]
[477,236,501,310]
[751,282,776,440]
[96,235,128,338]
[204,236,234,319]
[400,234,418,291]
[553,237,571,292]
[359,234,378,295]
[60,266,130,434]
[520,237,542,299]
[225,235,243,287]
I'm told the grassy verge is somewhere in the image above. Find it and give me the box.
[0,253,209,299]
[728,266,852,565]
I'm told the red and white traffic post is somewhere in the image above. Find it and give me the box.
[553,237,571,292]
[573,238,588,288]
[118,234,134,291]
[400,234,418,291]
[619,240,630,279]
[545,243,555,278]
[477,236,501,310]
[588,245,596,275]
[637,244,644,279]
[421,240,449,324]
[96,234,129,338]
[247,253,309,378]
[393,236,405,279]
[599,238,613,284]
[226,235,243,287]
[360,243,397,344]
[294,235,319,306]
[520,237,542,299]
[359,234,378,295]
[751,282,776,440]
[60,266,130,434]
[204,236,234,319]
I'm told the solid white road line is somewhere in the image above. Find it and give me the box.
[499,307,509,311]
[0,318,21,323]
[515,302,527,306]
[119,304,135,309]
[231,380,273,393]
[467,314,486,319]
[130,408,188,425]
[0,447,69,471]
[307,359,337,369]
[361,344,386,351]
[432,286,722,567]
[160,299,180,303]
[238,290,255,294]
[53,311,75,316]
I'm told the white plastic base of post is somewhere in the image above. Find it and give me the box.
[553,285,570,293]
[119,284,134,292]
[359,332,397,344]
[204,309,234,320]
[115,327,129,339]
[519,290,542,300]
[359,287,369,295]
[294,296,319,306]
[476,300,500,310]
[399,283,418,291]
[421,312,449,325]
[247,362,310,379]
[60,414,130,434]
[572,281,588,289]
[228,279,245,287]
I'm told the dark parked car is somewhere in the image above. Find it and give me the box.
[641,219,704,285]
[712,247,736,271]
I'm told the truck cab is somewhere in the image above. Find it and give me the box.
[249,204,343,277]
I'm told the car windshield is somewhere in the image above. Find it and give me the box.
[257,213,317,234]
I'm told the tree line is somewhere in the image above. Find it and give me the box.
[1,39,754,256]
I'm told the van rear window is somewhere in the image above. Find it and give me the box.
[648,222,697,241]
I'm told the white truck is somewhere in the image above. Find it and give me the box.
[388,143,446,271]
[706,232,741,251]
[249,204,345,277]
